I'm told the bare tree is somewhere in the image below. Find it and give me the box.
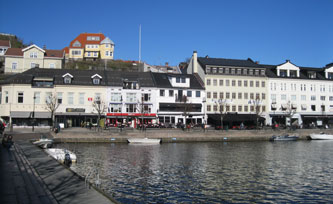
[253,96,263,129]
[45,93,60,129]
[215,99,229,130]
[92,96,107,131]
[281,100,296,128]
[182,95,193,128]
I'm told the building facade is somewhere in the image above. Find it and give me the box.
[0,40,10,56]
[187,51,269,129]
[64,33,115,61]
[4,44,64,74]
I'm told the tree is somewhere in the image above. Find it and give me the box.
[92,96,107,131]
[252,96,263,129]
[182,95,192,128]
[45,93,60,129]
[215,99,229,130]
[282,100,296,128]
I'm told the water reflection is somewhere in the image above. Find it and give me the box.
[56,141,333,203]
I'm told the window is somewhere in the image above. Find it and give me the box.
[330,96,333,101]
[261,81,265,88]
[280,70,287,77]
[213,105,218,111]
[169,90,174,97]
[238,105,242,112]
[206,68,211,73]
[105,51,109,56]
[244,93,248,99]
[73,41,81,47]
[64,77,72,84]
[30,52,37,58]
[95,93,101,103]
[176,77,180,83]
[311,95,316,101]
[181,77,186,83]
[232,105,236,112]
[220,92,224,99]
[207,105,211,112]
[226,92,230,99]
[290,70,297,77]
[232,92,236,99]
[250,93,254,99]
[111,93,122,102]
[320,96,326,101]
[110,104,122,112]
[249,69,253,75]
[231,69,235,75]
[187,91,192,97]
[5,91,8,103]
[57,92,63,104]
[49,63,55,68]
[226,80,230,86]
[281,94,287,100]
[213,79,217,86]
[45,92,52,104]
[213,92,217,99]
[311,105,316,111]
[206,79,211,86]
[261,93,265,100]
[291,95,296,101]
[126,93,136,102]
[262,106,266,112]
[93,78,100,85]
[244,105,248,112]
[105,44,109,48]
[17,92,23,103]
[244,80,248,87]
[250,81,254,87]
[238,80,242,87]
[232,80,236,86]
[207,92,211,98]
[142,93,151,102]
[196,91,201,97]
[212,68,217,73]
[219,79,223,86]
[321,105,325,112]
[271,94,276,102]
[238,93,242,99]
[110,52,113,56]
[34,92,40,104]
[68,92,74,105]
[72,50,81,55]
[126,104,137,113]
[79,93,85,105]
[256,81,259,87]
[301,95,306,101]
[160,90,165,97]
[12,62,17,70]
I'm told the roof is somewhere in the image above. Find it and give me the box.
[69,33,106,48]
[100,37,114,45]
[151,72,204,89]
[4,47,64,58]
[0,40,10,47]
[63,47,69,54]
[198,57,260,68]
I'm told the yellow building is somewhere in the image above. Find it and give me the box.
[64,33,114,61]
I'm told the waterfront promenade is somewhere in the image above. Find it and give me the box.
[0,130,117,204]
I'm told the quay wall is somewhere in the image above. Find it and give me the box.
[51,128,333,143]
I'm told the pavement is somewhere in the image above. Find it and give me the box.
[0,132,117,204]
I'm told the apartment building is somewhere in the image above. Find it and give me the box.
[64,33,114,60]
[151,72,205,126]
[4,44,64,74]
[265,61,333,128]
[187,51,268,128]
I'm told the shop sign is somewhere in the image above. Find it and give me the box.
[66,108,85,113]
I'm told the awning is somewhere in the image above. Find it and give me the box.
[292,104,297,109]
[271,104,277,110]
[55,113,97,116]
[10,111,51,118]
[281,104,288,110]
[301,104,307,110]
[208,113,265,122]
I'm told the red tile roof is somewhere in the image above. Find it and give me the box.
[5,47,64,58]
[69,33,106,48]
[0,40,10,47]
[63,47,69,54]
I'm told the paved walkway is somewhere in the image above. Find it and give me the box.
[0,135,117,204]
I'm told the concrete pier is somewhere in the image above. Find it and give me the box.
[0,135,117,204]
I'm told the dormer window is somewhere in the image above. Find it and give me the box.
[91,74,102,85]
[280,70,287,77]
[260,70,265,76]
[30,52,37,58]
[73,41,81,47]
[206,67,211,73]
[328,73,333,79]
[290,70,297,77]
[62,73,73,84]
[123,81,139,89]
[308,72,316,79]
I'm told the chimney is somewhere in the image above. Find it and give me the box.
[43,45,46,49]
[286,59,290,63]
[193,51,198,74]
[165,62,169,66]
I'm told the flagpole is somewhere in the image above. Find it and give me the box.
[139,24,141,63]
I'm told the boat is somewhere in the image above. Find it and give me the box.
[309,133,333,140]
[127,138,161,144]
[270,134,299,141]
[33,138,53,149]
[45,148,77,163]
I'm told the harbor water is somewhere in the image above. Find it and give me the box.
[56,140,333,203]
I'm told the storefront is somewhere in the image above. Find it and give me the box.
[106,113,157,128]
[55,108,98,128]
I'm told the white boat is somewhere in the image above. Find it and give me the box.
[270,134,299,141]
[33,138,53,149]
[45,148,77,163]
[127,138,161,144]
[309,133,333,140]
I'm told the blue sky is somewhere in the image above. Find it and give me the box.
[1,0,333,67]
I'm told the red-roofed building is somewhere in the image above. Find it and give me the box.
[4,44,64,74]
[65,33,114,60]
[0,40,11,56]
